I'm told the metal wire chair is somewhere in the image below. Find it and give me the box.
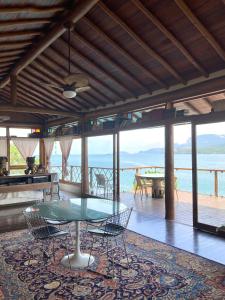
[23,209,72,268]
[87,207,133,278]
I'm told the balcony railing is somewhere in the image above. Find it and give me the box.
[49,165,225,197]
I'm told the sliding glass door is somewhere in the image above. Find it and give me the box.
[193,121,225,232]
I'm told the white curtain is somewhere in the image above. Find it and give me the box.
[44,138,55,171]
[0,138,7,157]
[12,138,38,160]
[59,137,73,178]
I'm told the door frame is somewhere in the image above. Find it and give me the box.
[192,120,225,234]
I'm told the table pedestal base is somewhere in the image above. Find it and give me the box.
[61,253,94,269]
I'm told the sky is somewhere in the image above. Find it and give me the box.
[1,122,225,155]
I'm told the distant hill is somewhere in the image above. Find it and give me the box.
[128,134,225,155]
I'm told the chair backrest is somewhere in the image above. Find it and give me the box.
[23,209,50,239]
[104,208,133,234]
[135,174,143,187]
[95,173,106,186]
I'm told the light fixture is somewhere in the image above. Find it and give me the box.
[62,86,77,98]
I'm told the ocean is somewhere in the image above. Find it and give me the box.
[51,153,225,197]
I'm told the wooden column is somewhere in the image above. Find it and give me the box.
[39,138,46,168]
[6,127,10,174]
[116,132,120,200]
[113,133,116,201]
[192,123,198,227]
[165,121,175,220]
[81,136,89,196]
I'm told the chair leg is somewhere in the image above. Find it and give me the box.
[88,236,95,268]
[121,233,130,269]
[176,189,179,201]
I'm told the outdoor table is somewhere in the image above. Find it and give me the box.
[26,198,127,269]
[138,173,165,198]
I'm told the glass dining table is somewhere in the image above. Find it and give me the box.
[25,198,127,269]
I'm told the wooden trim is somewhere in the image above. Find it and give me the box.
[0,0,100,88]
[0,105,80,117]
[6,127,10,174]
[83,17,166,88]
[113,133,116,200]
[99,2,185,84]
[0,56,19,63]
[0,41,32,49]
[0,30,40,38]
[0,182,51,193]
[175,0,225,61]
[132,0,208,77]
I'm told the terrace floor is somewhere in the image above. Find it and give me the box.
[120,190,225,228]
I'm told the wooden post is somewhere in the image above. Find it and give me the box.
[39,138,46,167]
[6,127,10,174]
[165,121,175,220]
[81,136,89,196]
[113,133,116,201]
[116,132,120,201]
[214,171,218,197]
[192,123,198,227]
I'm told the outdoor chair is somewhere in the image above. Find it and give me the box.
[161,176,179,201]
[95,173,112,198]
[23,209,72,268]
[134,174,152,200]
[87,207,133,278]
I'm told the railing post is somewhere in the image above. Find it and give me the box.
[214,170,218,197]
[70,166,73,182]
[135,168,139,174]
[90,167,93,193]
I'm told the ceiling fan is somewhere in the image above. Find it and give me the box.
[40,27,90,99]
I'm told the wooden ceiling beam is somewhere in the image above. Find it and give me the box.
[175,0,225,61]
[83,17,166,88]
[0,56,20,63]
[46,46,118,104]
[202,97,213,109]
[0,5,64,13]
[0,41,32,50]
[10,75,17,105]
[0,105,80,117]
[0,50,24,57]
[98,2,185,84]
[59,37,135,99]
[37,54,108,107]
[0,0,100,88]
[184,102,201,114]
[0,18,51,27]
[132,0,208,77]
[72,31,149,93]
[0,30,40,38]
[0,62,14,68]
[84,75,225,119]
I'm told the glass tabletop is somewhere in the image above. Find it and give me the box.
[25,198,127,222]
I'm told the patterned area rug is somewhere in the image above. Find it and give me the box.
[0,226,225,299]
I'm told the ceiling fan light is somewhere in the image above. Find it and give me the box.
[63,89,77,98]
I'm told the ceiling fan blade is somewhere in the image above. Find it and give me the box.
[64,73,88,86]
[76,86,91,93]
[38,81,64,91]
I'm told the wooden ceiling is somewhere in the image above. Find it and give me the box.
[0,0,225,126]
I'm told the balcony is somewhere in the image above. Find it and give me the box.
[50,165,225,227]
